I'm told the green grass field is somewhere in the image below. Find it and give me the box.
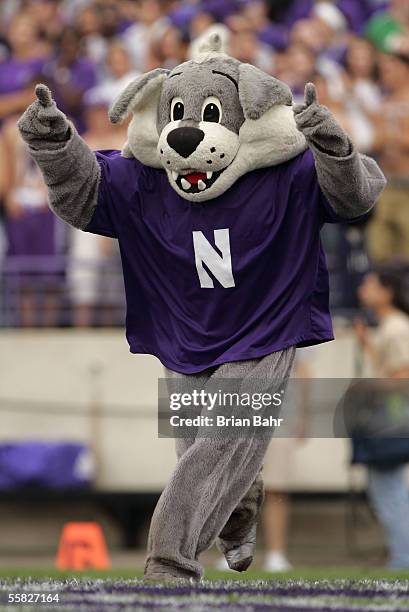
[0,566,409,581]
[1,567,409,611]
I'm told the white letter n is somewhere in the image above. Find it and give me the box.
[192,229,235,289]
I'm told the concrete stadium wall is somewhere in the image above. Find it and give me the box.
[0,328,367,492]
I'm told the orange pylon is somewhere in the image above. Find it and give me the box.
[56,522,111,570]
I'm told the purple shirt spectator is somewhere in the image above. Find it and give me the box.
[42,26,98,133]
[199,0,239,22]
[43,56,97,132]
[258,24,288,51]
[169,4,199,30]
[0,56,45,94]
[282,0,314,29]
[338,0,384,33]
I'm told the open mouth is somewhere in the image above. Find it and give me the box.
[171,169,224,194]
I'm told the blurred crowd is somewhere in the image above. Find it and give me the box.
[1,0,409,326]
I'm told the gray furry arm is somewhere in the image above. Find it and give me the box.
[308,143,386,220]
[294,83,386,219]
[28,128,100,229]
[17,84,100,230]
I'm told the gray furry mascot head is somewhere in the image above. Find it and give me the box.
[109,33,307,202]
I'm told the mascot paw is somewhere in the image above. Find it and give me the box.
[18,83,70,146]
[292,82,352,156]
[220,523,257,572]
[292,82,330,130]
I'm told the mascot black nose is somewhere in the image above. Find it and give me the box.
[167,127,205,158]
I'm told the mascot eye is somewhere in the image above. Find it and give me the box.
[201,96,222,123]
[170,97,184,121]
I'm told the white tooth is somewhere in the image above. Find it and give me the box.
[197,180,206,191]
[206,171,213,179]
[172,171,178,181]
[181,178,190,190]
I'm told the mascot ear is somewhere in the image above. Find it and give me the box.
[238,63,292,120]
[109,68,169,165]
[237,64,306,170]
[109,68,169,123]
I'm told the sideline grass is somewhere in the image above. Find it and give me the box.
[0,566,409,580]
[1,568,409,611]
[1,576,409,612]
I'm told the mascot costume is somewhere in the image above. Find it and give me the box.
[18,34,385,581]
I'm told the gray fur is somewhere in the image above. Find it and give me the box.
[29,129,100,229]
[197,31,224,55]
[314,147,386,219]
[170,411,264,572]
[238,63,293,120]
[17,84,70,147]
[157,57,244,134]
[217,471,264,571]
[145,347,295,581]
[17,85,100,229]
[109,68,169,124]
[294,83,386,218]
[155,57,246,198]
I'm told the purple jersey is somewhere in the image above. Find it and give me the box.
[86,148,350,374]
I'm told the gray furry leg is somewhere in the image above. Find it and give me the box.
[145,434,269,581]
[145,348,295,581]
[145,367,212,580]
[217,471,264,571]
[195,347,295,570]
[166,365,212,460]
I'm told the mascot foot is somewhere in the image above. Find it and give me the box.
[144,559,200,583]
[217,472,263,572]
[219,523,257,572]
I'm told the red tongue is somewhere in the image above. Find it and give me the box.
[185,172,206,185]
